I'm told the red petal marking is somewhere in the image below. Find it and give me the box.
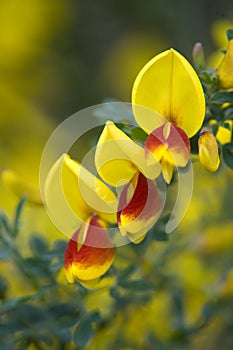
[64,215,115,274]
[117,172,162,230]
[145,122,190,167]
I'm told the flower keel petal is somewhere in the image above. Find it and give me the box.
[64,215,115,283]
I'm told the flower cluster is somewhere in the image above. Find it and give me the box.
[44,39,233,287]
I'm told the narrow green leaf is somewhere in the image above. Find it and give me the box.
[150,228,169,241]
[13,196,27,237]
[190,133,199,154]
[130,127,148,142]
[226,29,233,41]
[0,247,10,260]
[222,142,233,169]
[0,275,8,298]
[118,279,155,292]
[89,311,102,324]
[212,124,219,137]
[94,100,133,123]
[73,316,94,348]
[221,122,232,131]
[199,69,215,84]
[118,264,137,280]
[0,211,13,236]
[211,91,233,105]
[223,106,233,120]
[29,234,48,257]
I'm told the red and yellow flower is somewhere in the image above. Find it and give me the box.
[44,153,116,286]
[132,48,206,183]
[95,121,162,243]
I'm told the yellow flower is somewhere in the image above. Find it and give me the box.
[132,49,205,138]
[95,121,162,243]
[216,39,233,89]
[44,153,116,286]
[132,48,205,183]
[198,130,220,172]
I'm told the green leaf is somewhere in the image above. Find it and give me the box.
[211,91,233,105]
[199,68,216,85]
[89,311,102,324]
[94,100,133,123]
[13,196,27,237]
[209,105,224,121]
[29,234,48,257]
[190,133,200,154]
[223,106,233,120]
[0,211,13,236]
[130,127,148,142]
[149,218,170,241]
[54,328,71,343]
[212,124,219,137]
[221,122,232,131]
[73,316,94,348]
[52,240,67,255]
[118,264,137,280]
[222,142,233,169]
[150,228,169,241]
[226,29,233,41]
[0,247,10,260]
[118,279,155,292]
[0,275,8,298]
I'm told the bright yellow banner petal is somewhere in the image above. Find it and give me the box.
[95,121,161,187]
[44,154,117,236]
[132,49,205,138]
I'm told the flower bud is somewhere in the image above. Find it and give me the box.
[192,42,205,70]
[216,39,233,89]
[198,130,220,172]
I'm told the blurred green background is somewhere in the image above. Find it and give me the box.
[1,0,233,119]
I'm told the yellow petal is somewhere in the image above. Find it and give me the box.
[64,215,115,283]
[44,154,117,237]
[209,119,233,145]
[217,39,233,89]
[95,121,161,187]
[198,131,220,172]
[216,120,232,145]
[161,158,174,184]
[1,169,42,205]
[78,278,100,288]
[132,48,205,138]
[127,232,147,244]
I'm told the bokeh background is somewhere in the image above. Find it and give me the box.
[1,1,233,349]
